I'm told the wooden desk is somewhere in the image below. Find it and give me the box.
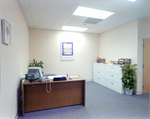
[22,77,86,116]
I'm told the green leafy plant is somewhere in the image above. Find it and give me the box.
[120,64,137,90]
[28,59,44,73]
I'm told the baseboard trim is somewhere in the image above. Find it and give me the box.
[15,107,21,119]
[15,112,18,119]
[136,91,142,95]
[15,114,18,119]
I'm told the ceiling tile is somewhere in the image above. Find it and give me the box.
[18,0,150,33]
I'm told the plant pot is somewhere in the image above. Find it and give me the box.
[125,88,133,95]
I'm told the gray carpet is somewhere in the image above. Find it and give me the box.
[18,81,150,119]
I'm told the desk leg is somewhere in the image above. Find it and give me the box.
[22,84,24,116]
[83,80,86,106]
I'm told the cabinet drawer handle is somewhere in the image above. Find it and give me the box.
[111,82,113,84]
[111,67,114,69]
[111,75,114,77]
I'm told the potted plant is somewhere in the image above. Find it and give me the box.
[28,59,44,73]
[120,63,137,95]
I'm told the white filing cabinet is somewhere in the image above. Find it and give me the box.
[93,63,105,86]
[93,63,124,94]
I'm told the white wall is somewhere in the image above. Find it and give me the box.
[137,20,150,94]
[99,20,138,63]
[29,29,99,81]
[0,0,29,118]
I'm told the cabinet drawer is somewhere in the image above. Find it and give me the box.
[113,81,123,94]
[105,72,122,83]
[105,79,114,90]
[93,75,99,83]
[93,75,105,86]
[105,65,121,74]
[94,69,105,77]
[94,63,105,71]
[105,79,123,93]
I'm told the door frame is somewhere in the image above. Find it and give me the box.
[143,38,150,93]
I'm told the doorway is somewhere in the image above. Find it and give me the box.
[143,38,150,93]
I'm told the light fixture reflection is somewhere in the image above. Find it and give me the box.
[73,6,114,19]
[62,26,88,32]
[127,0,136,2]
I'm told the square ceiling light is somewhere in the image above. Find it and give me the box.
[62,26,88,32]
[73,6,114,19]
[127,0,136,2]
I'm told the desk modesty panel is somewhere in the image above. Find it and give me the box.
[22,77,86,116]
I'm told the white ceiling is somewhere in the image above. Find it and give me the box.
[18,0,150,34]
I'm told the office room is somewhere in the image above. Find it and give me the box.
[0,0,149,119]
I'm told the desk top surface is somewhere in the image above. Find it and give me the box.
[23,76,85,85]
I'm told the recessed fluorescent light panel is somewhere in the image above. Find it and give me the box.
[73,6,114,19]
[62,26,88,32]
[127,0,136,2]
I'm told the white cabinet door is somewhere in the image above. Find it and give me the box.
[93,63,123,94]
[93,75,99,83]
[94,69,105,78]
[93,63,105,85]
[105,65,122,74]
[105,79,123,94]
[94,63,105,71]
[94,75,105,85]
[113,82,124,94]
[105,72,122,83]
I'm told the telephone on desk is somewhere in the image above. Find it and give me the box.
[38,77,50,82]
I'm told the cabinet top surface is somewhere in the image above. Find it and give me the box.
[94,63,122,67]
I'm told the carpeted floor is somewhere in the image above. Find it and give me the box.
[18,81,150,119]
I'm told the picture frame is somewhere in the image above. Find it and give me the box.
[61,41,74,60]
[1,19,11,45]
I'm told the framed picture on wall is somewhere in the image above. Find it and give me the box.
[1,19,11,45]
[61,41,74,60]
